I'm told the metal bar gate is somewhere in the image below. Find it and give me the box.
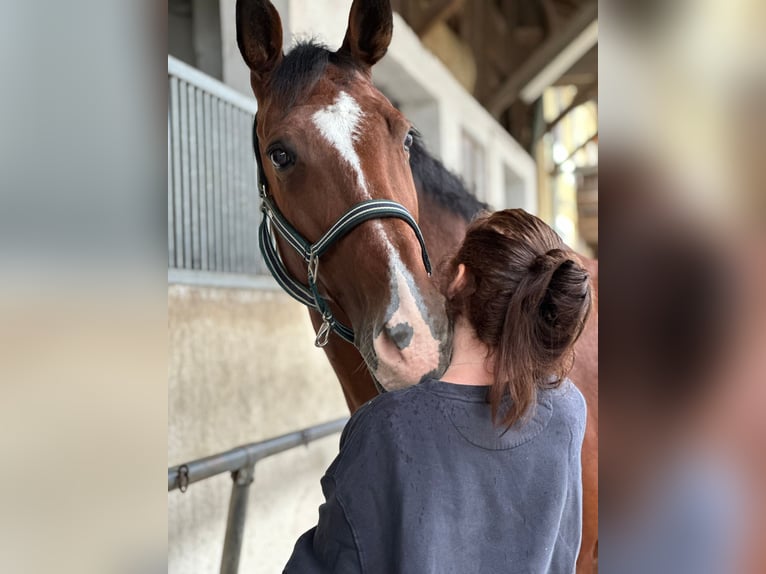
[167,55,268,281]
[168,417,348,574]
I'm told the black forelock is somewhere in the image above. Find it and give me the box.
[268,40,361,108]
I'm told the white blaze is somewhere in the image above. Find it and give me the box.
[311,91,368,195]
[372,242,442,390]
[312,91,441,386]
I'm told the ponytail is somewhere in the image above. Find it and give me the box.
[445,210,592,428]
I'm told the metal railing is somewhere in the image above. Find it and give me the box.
[169,417,348,574]
[168,56,267,279]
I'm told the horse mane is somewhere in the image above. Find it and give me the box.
[271,40,487,222]
[409,134,488,222]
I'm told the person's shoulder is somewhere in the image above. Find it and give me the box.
[551,378,586,410]
[339,385,426,449]
[332,386,429,482]
[545,379,587,434]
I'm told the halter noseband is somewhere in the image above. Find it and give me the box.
[253,117,432,347]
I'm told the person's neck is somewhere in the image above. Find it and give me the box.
[440,318,495,387]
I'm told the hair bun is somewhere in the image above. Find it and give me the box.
[529,248,567,275]
[538,255,590,345]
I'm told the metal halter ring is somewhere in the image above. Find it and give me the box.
[307,253,320,282]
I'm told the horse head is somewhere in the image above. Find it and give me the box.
[236,0,451,390]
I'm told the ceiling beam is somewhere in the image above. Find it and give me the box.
[412,0,465,37]
[541,0,562,33]
[544,81,598,134]
[486,1,597,118]
[551,131,598,174]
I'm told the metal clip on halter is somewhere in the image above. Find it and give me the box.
[307,252,320,283]
[315,315,333,347]
[307,253,331,347]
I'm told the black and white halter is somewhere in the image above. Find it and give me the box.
[253,118,432,347]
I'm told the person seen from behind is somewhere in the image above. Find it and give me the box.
[285,208,593,573]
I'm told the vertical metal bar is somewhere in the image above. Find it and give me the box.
[235,109,245,273]
[180,80,192,269]
[232,109,242,274]
[220,100,230,272]
[212,96,222,272]
[247,115,259,274]
[220,465,255,574]
[204,92,214,272]
[188,83,200,269]
[170,76,183,268]
[242,112,253,273]
[167,83,175,267]
[197,88,208,271]
[242,113,255,274]
[233,105,243,273]
[225,104,237,273]
[235,106,243,273]
[231,106,242,272]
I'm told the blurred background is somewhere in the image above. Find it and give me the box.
[1,0,764,572]
[599,1,765,573]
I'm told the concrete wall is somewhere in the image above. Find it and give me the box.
[168,284,348,573]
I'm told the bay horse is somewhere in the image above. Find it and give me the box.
[236,1,598,571]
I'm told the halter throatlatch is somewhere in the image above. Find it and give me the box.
[253,117,432,347]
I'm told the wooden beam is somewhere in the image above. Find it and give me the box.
[544,81,597,134]
[412,0,465,37]
[486,1,597,117]
[564,131,598,164]
[541,0,561,33]
[514,26,545,46]
[550,131,598,174]
[485,2,513,75]
[472,0,490,103]
[397,0,415,25]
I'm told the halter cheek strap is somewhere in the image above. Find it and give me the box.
[253,117,431,347]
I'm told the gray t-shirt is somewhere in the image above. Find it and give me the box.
[285,378,586,574]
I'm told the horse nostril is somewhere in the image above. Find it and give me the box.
[385,322,414,351]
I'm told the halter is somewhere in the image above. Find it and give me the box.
[253,117,432,347]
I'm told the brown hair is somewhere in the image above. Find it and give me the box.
[444,209,592,428]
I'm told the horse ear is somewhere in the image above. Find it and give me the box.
[236,0,283,92]
[339,0,393,69]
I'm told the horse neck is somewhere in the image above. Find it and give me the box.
[308,309,378,412]
[409,138,486,275]
[415,187,471,277]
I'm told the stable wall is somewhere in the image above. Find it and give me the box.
[168,284,348,573]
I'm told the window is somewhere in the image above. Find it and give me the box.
[503,165,526,209]
[460,130,486,200]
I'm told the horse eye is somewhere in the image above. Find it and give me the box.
[403,132,414,153]
[269,148,293,169]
